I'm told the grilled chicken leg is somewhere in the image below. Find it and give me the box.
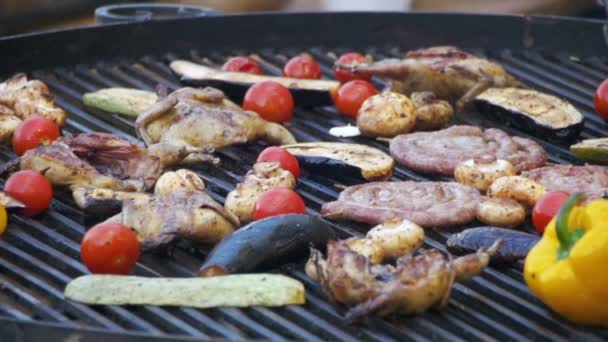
[0,74,67,142]
[135,87,296,163]
[336,46,520,109]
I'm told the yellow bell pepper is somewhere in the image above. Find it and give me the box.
[0,204,6,235]
[525,193,608,326]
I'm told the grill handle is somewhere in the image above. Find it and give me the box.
[95,3,221,24]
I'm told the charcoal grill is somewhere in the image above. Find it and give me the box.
[1,12,608,341]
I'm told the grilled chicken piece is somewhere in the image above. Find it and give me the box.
[308,238,499,320]
[0,74,67,142]
[224,162,296,224]
[336,46,520,109]
[0,191,25,209]
[104,189,239,250]
[19,132,194,191]
[135,87,296,163]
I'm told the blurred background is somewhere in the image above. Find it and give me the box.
[0,0,601,36]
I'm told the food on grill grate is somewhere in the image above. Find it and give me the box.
[447,227,539,264]
[170,60,339,106]
[475,87,584,142]
[199,214,335,277]
[83,88,158,117]
[0,73,67,142]
[322,181,481,227]
[475,198,526,228]
[17,132,189,191]
[335,46,520,109]
[357,92,416,137]
[521,165,608,200]
[72,187,151,217]
[135,87,296,165]
[570,138,608,164]
[225,162,296,224]
[410,91,454,131]
[308,238,499,320]
[454,157,516,193]
[282,142,394,181]
[389,125,547,176]
[65,274,305,308]
[486,175,547,207]
[0,191,24,209]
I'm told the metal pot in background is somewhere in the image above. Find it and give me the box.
[95,3,219,24]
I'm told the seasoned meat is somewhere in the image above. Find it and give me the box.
[521,164,608,200]
[389,125,547,176]
[20,133,167,191]
[136,87,296,163]
[336,46,520,109]
[308,238,498,320]
[322,181,481,227]
[0,74,67,142]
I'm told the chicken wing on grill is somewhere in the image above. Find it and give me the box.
[0,74,67,141]
[18,132,197,191]
[135,87,296,163]
[336,46,520,109]
[308,238,499,320]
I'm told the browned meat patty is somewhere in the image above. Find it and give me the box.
[521,164,608,199]
[389,125,547,176]
[321,181,481,227]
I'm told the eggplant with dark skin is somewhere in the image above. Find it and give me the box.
[170,60,339,106]
[199,214,336,277]
[72,187,151,218]
[475,88,584,143]
[446,227,539,264]
[282,142,394,181]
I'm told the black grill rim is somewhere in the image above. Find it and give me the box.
[0,12,607,74]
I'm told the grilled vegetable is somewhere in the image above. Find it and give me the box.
[475,88,584,142]
[476,198,526,228]
[282,142,394,181]
[357,92,416,138]
[487,176,547,207]
[454,157,516,193]
[170,60,339,106]
[199,214,335,276]
[83,88,157,117]
[447,227,539,264]
[570,138,608,164]
[65,274,305,308]
[411,91,454,131]
[0,191,25,209]
[525,194,608,326]
[72,187,151,217]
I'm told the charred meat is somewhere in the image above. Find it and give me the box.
[135,87,296,163]
[0,74,67,142]
[389,125,547,176]
[308,238,499,320]
[322,181,481,228]
[335,46,520,108]
[521,164,608,200]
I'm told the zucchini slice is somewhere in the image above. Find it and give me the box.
[65,274,305,308]
[282,142,394,181]
[475,87,584,142]
[570,138,608,164]
[170,60,339,106]
[83,88,157,117]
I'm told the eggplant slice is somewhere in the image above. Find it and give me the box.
[282,142,394,181]
[446,227,539,264]
[170,60,339,106]
[475,87,584,142]
[570,138,608,164]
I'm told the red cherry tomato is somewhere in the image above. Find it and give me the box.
[4,170,53,217]
[256,146,301,178]
[222,56,262,75]
[12,116,60,156]
[532,191,571,234]
[81,222,140,275]
[333,80,378,118]
[594,79,608,120]
[334,52,371,83]
[253,188,306,221]
[283,54,322,79]
[243,81,294,123]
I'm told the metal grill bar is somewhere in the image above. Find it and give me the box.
[0,42,607,341]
